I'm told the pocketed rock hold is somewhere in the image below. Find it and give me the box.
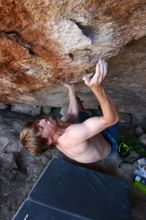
[11,104,41,116]
[139,134,146,148]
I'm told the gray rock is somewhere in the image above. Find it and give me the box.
[119,112,133,125]
[51,19,92,54]
[42,106,52,115]
[60,105,68,117]
[142,117,146,132]
[133,113,146,130]
[0,102,9,109]
[139,134,146,147]
[0,153,17,170]
[135,126,144,137]
[0,136,9,152]
[11,104,41,116]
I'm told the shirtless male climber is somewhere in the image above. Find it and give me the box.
[20,59,120,163]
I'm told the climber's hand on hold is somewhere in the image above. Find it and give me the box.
[83,59,108,89]
[63,83,75,93]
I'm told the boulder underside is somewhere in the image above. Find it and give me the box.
[0,0,146,113]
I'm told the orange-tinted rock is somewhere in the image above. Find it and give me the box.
[0,0,146,112]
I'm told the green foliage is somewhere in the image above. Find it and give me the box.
[119,134,146,158]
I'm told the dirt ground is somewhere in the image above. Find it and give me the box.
[0,109,146,220]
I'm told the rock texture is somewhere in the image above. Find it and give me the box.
[11,103,41,115]
[0,0,146,113]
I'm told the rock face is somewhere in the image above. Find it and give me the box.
[0,0,146,113]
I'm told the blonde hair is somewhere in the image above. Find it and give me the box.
[20,121,54,155]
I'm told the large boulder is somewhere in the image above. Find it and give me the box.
[0,0,146,113]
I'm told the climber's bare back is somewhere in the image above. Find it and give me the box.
[56,122,111,163]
